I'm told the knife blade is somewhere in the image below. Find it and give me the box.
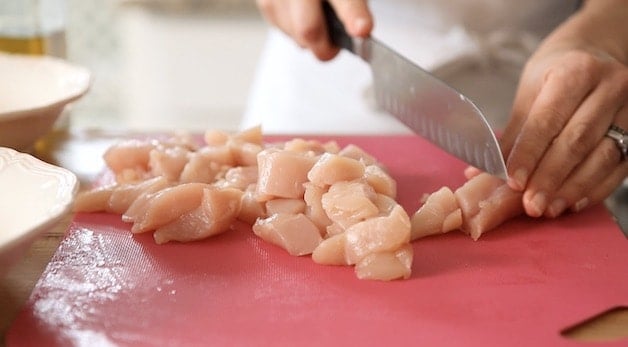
[323,2,507,180]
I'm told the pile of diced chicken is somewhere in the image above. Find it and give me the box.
[74,126,524,281]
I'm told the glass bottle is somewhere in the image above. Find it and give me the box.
[0,0,66,57]
[0,0,70,155]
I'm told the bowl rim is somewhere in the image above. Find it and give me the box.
[0,89,89,121]
[0,52,92,120]
[0,147,79,255]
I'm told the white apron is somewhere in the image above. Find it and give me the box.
[241,0,580,134]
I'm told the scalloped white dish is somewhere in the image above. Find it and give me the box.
[0,52,91,150]
[0,147,78,277]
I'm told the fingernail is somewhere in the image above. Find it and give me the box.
[508,168,528,191]
[572,198,589,212]
[529,191,548,217]
[547,198,567,218]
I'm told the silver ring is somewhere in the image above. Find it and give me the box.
[606,124,627,161]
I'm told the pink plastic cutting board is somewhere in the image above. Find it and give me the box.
[7,135,628,347]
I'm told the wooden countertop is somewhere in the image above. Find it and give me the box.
[1,129,627,345]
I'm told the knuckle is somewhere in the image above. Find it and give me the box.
[600,140,622,163]
[567,51,600,76]
[545,51,600,86]
[563,122,595,157]
[529,108,565,136]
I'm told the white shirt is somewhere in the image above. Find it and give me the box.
[242,0,579,134]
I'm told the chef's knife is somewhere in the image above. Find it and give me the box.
[323,2,508,180]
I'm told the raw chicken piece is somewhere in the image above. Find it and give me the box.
[256,148,318,200]
[129,183,209,234]
[203,129,230,146]
[283,138,329,155]
[215,166,258,191]
[373,194,398,216]
[108,176,170,214]
[325,222,345,237]
[265,198,306,215]
[455,173,504,218]
[323,141,341,154]
[122,186,163,223]
[303,182,332,233]
[103,139,156,175]
[321,180,378,230]
[148,145,190,181]
[153,187,242,244]
[281,138,340,155]
[73,185,116,213]
[237,185,266,225]
[197,144,236,167]
[253,213,323,256]
[117,169,152,183]
[179,150,226,184]
[307,153,365,187]
[410,187,462,240]
[202,126,263,167]
[167,132,199,151]
[231,125,263,145]
[83,128,420,280]
[363,165,396,198]
[229,141,262,167]
[344,205,411,265]
[338,144,378,166]
[312,233,348,266]
[355,244,413,281]
[455,173,524,240]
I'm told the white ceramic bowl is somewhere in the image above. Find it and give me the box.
[0,52,91,150]
[0,147,78,277]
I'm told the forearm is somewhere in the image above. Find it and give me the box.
[539,0,628,64]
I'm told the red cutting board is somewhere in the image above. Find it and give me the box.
[7,135,628,347]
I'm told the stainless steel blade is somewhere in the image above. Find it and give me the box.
[353,37,507,179]
[321,1,507,178]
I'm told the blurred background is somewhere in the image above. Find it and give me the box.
[63,0,266,132]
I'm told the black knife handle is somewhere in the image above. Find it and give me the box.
[322,1,355,54]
